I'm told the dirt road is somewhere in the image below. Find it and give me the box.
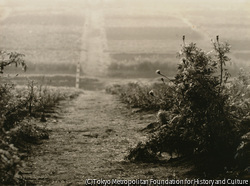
[22,90,190,185]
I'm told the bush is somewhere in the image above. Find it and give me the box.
[106,82,175,111]
[228,69,250,173]
[0,139,21,185]
[0,50,81,184]
[0,50,26,184]
[163,41,238,157]
[126,39,248,174]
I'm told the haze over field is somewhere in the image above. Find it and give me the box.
[0,0,249,77]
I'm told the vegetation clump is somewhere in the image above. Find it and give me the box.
[117,39,250,177]
[106,82,175,111]
[0,50,82,185]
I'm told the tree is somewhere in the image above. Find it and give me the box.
[0,50,26,74]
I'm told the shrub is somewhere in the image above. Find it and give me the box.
[228,69,250,173]
[0,50,83,184]
[7,120,49,151]
[127,38,246,173]
[164,41,238,157]
[0,139,21,185]
[106,82,175,111]
[0,50,26,184]
[227,69,250,120]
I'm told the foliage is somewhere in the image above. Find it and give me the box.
[123,39,249,174]
[106,82,175,111]
[0,50,82,184]
[227,69,250,172]
[126,141,159,162]
[0,139,21,185]
[0,51,26,74]
[162,40,238,157]
[2,80,66,130]
[227,69,250,120]
[0,50,26,130]
[0,50,26,184]
[7,120,49,150]
[235,132,250,171]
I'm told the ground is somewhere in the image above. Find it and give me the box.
[21,90,192,185]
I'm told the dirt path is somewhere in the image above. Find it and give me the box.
[22,90,191,185]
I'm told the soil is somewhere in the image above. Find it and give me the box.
[22,90,193,185]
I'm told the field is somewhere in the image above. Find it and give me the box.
[1,0,249,77]
[0,1,86,74]
[103,1,250,78]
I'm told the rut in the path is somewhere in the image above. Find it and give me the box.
[23,90,190,185]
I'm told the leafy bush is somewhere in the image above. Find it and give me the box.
[124,39,248,174]
[7,120,49,151]
[161,41,239,157]
[235,132,250,171]
[0,50,26,184]
[1,50,82,184]
[0,139,21,185]
[227,69,250,119]
[228,69,250,173]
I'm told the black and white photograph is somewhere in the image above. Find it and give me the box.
[0,0,249,185]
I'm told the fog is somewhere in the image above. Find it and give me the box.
[0,0,249,77]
